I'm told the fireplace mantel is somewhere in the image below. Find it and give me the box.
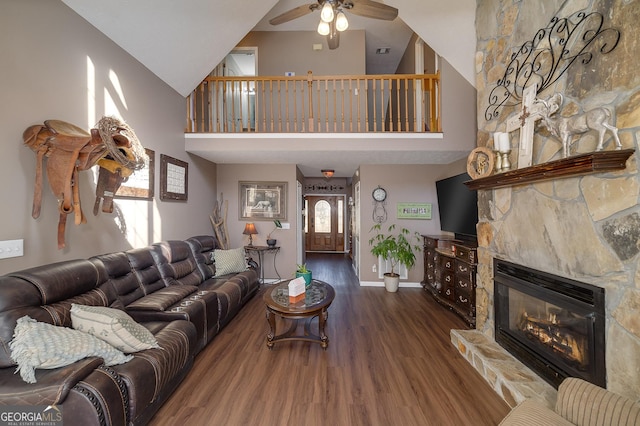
[464,149,635,191]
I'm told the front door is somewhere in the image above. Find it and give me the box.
[306,196,344,252]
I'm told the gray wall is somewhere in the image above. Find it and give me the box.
[0,1,217,274]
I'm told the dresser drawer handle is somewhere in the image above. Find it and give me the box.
[459,281,468,288]
[458,295,468,303]
[458,265,468,273]
[446,289,451,296]
[445,276,451,282]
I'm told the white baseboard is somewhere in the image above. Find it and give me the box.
[359,281,422,288]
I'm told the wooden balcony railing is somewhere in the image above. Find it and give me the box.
[186,71,440,134]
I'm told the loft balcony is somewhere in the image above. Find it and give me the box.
[186,71,441,134]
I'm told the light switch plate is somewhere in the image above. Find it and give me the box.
[0,239,23,259]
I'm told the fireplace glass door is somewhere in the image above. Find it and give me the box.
[494,259,605,388]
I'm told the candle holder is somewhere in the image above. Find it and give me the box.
[501,151,512,172]
[495,151,503,173]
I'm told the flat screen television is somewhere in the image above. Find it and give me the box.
[435,172,478,238]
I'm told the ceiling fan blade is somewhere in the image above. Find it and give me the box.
[347,0,398,20]
[269,4,318,25]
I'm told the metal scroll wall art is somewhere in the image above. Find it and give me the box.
[486,11,620,121]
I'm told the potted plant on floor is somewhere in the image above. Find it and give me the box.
[266,220,282,247]
[368,223,422,292]
[295,263,312,287]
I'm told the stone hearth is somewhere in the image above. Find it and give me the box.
[451,329,556,409]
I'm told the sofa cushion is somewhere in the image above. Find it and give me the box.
[499,399,574,426]
[70,304,160,353]
[9,316,132,383]
[556,377,640,426]
[213,248,247,277]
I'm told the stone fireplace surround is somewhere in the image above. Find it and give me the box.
[462,0,640,408]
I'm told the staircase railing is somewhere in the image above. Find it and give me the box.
[186,71,440,134]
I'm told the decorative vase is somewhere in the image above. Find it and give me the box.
[295,271,312,287]
[267,239,277,247]
[383,273,400,292]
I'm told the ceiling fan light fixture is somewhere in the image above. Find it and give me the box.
[317,20,330,36]
[335,11,349,31]
[320,2,335,23]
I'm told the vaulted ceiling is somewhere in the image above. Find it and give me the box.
[61,0,476,97]
[60,0,477,177]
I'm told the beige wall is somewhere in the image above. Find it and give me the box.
[238,30,366,76]
[0,1,217,274]
[358,161,466,284]
[217,164,299,280]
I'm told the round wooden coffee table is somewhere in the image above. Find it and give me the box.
[263,279,335,350]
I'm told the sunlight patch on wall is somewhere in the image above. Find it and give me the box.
[109,69,128,110]
[86,56,96,128]
[116,199,158,248]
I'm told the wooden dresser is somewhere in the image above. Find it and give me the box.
[421,235,478,327]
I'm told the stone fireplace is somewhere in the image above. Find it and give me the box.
[461,0,640,407]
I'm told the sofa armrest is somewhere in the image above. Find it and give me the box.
[556,378,640,426]
[0,357,103,405]
[499,399,574,426]
[126,285,198,311]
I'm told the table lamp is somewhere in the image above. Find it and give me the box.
[243,222,258,246]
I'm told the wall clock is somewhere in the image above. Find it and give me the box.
[372,186,387,223]
[372,186,387,202]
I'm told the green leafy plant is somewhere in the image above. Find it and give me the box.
[267,220,282,239]
[368,223,422,276]
[296,263,310,274]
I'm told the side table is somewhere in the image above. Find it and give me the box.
[244,245,281,284]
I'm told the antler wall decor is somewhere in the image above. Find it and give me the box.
[485,11,620,121]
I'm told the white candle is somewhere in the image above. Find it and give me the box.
[499,132,510,152]
[493,132,503,151]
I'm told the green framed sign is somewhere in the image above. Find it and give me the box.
[397,202,432,219]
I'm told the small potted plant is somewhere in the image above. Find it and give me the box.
[266,220,282,247]
[295,263,312,287]
[368,223,422,292]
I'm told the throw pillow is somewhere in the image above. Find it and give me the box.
[9,316,132,384]
[213,247,248,277]
[70,304,160,353]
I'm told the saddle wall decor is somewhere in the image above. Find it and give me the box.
[23,117,147,249]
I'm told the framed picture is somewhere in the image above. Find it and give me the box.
[397,202,432,220]
[160,154,188,201]
[239,181,287,220]
[115,148,155,200]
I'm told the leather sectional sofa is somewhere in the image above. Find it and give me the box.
[0,235,259,425]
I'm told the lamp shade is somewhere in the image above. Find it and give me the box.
[317,20,330,36]
[320,1,334,22]
[335,11,348,31]
[243,222,257,235]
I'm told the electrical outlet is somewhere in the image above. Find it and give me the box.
[372,264,377,273]
[0,239,24,259]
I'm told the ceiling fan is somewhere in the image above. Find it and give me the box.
[269,0,398,50]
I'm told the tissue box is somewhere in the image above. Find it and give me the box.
[288,277,306,303]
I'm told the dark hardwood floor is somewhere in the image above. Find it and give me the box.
[150,253,510,425]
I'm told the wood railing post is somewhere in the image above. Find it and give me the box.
[307,71,314,132]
